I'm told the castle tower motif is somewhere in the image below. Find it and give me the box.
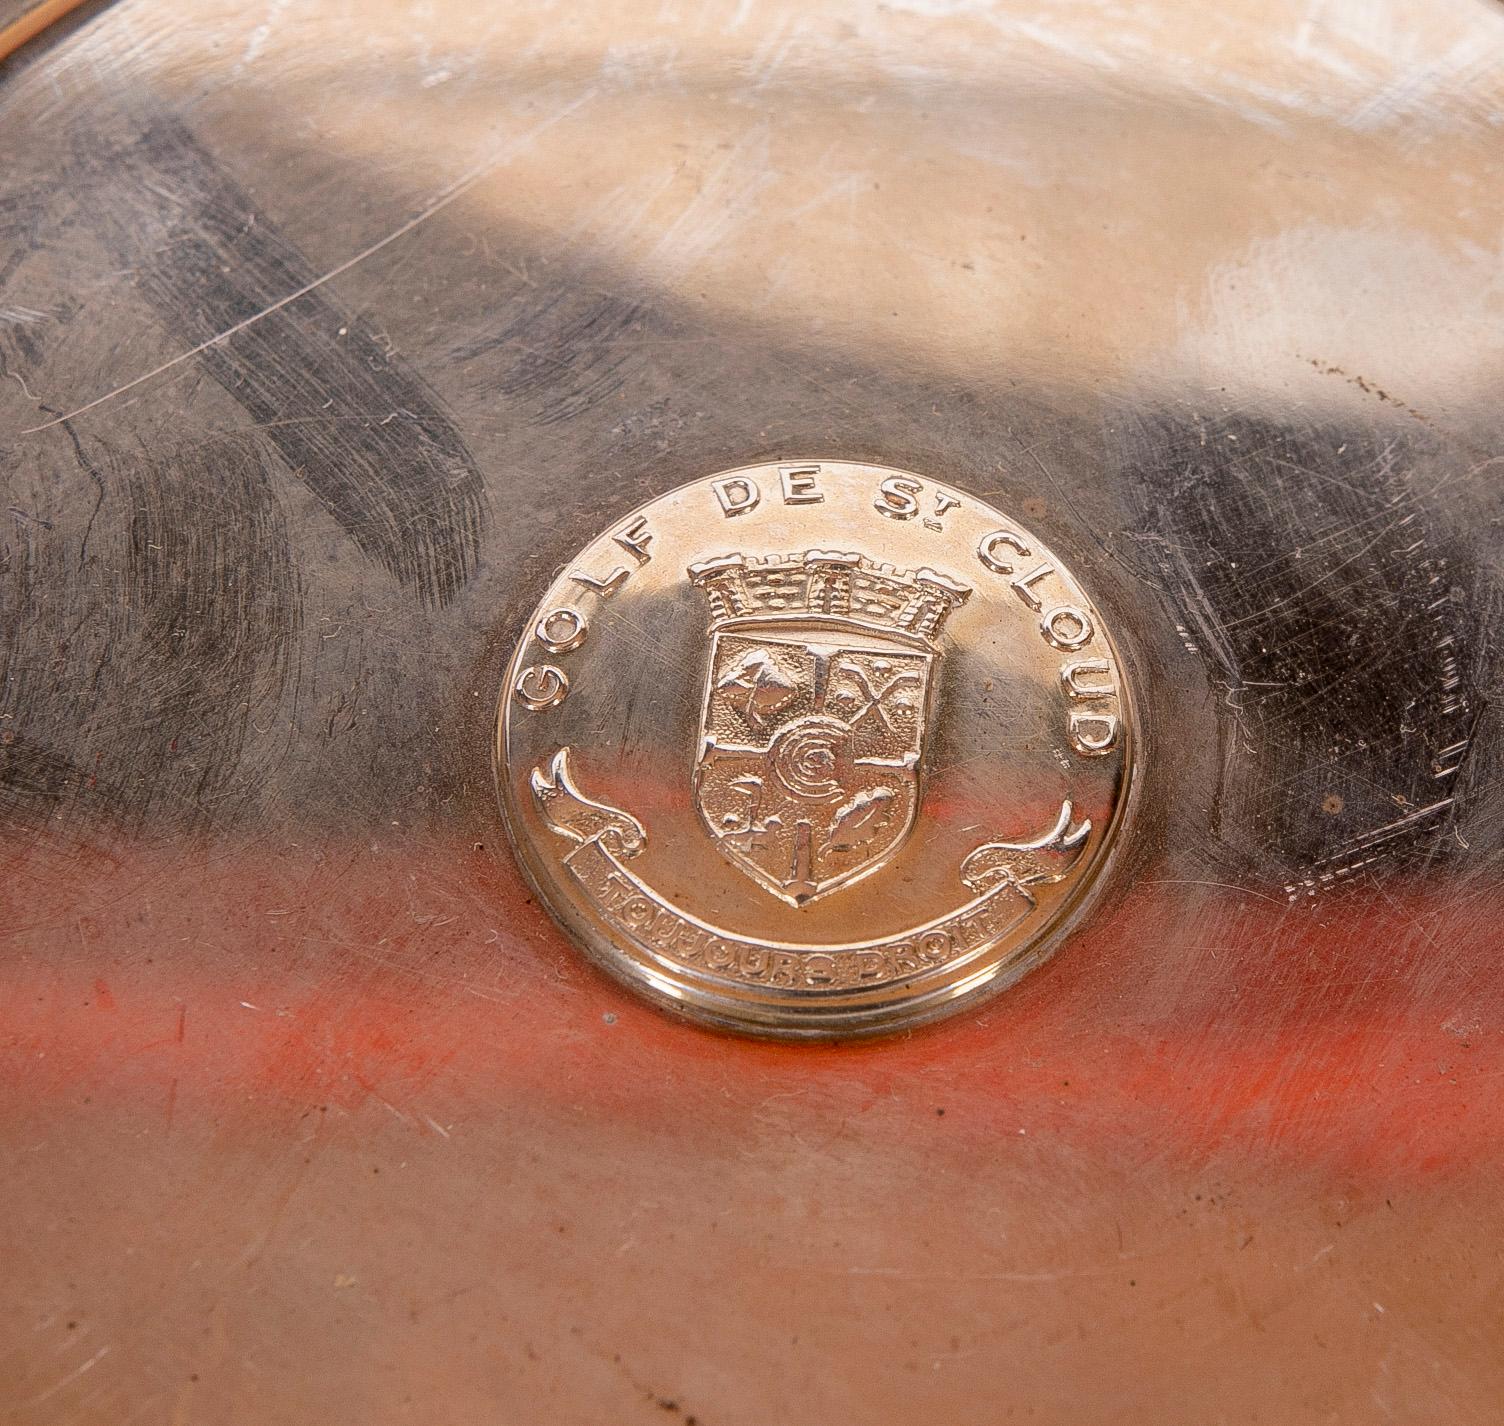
[687,550,970,648]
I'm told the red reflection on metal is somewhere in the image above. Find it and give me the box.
[0,837,1494,1179]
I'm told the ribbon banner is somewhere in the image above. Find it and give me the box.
[531,749,1089,992]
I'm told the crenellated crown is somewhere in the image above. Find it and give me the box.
[687,549,971,647]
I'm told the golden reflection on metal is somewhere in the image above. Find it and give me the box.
[497,461,1135,1037]
[0,0,93,64]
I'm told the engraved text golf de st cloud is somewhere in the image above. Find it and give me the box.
[507,465,1123,994]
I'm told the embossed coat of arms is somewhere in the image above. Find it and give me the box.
[506,462,1120,1034]
[688,550,971,905]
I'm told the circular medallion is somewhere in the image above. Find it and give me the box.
[496,461,1135,1037]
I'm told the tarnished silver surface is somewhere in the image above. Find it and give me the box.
[2,1,1503,1422]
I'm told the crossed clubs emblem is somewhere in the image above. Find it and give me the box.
[826,656,925,735]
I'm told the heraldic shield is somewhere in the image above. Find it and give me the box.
[688,550,971,906]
